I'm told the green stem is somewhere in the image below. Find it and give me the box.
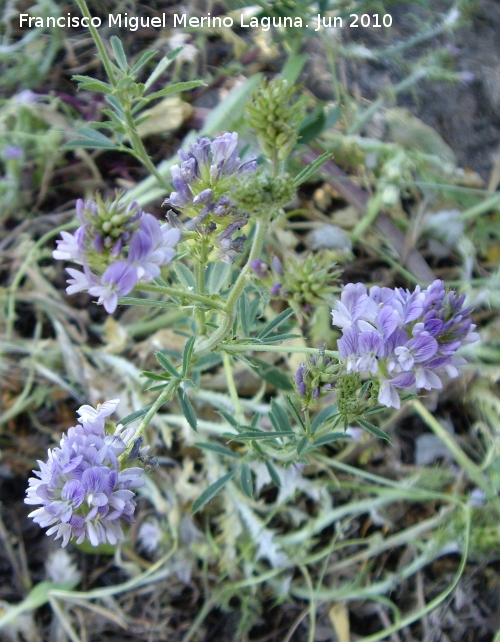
[298,564,316,642]
[461,192,500,222]
[222,343,339,359]
[193,214,272,357]
[226,215,270,310]
[350,191,383,243]
[135,283,225,311]
[74,0,169,190]
[123,106,171,191]
[120,378,178,460]
[413,400,500,516]
[194,258,206,335]
[73,0,118,87]
[222,353,245,423]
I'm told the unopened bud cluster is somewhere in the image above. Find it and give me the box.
[295,352,340,406]
[247,77,305,163]
[251,251,342,316]
[230,170,295,216]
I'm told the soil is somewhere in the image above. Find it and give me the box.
[305,0,500,180]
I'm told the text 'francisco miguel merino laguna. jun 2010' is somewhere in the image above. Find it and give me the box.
[19,11,393,31]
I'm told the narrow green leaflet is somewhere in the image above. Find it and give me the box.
[194,442,239,459]
[251,412,261,428]
[217,409,239,428]
[110,36,128,71]
[259,333,301,343]
[192,471,235,513]
[358,418,391,442]
[106,95,125,116]
[174,263,196,291]
[294,151,333,187]
[234,431,295,441]
[249,295,262,326]
[240,463,253,497]
[145,80,205,102]
[63,127,117,150]
[72,75,112,94]
[63,139,117,150]
[142,371,170,382]
[312,432,348,448]
[120,405,153,426]
[265,460,282,487]
[144,47,182,90]
[130,50,157,75]
[284,395,306,431]
[147,383,170,392]
[363,404,388,416]
[155,351,180,378]
[182,336,195,377]
[258,308,294,339]
[247,357,294,391]
[311,404,339,433]
[296,436,310,454]
[358,381,371,397]
[178,388,197,431]
[282,54,309,83]
[270,399,292,432]
[238,292,250,337]
[207,261,231,294]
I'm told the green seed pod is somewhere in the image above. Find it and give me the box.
[247,77,305,163]
[230,170,295,217]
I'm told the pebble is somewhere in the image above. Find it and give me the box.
[307,224,352,253]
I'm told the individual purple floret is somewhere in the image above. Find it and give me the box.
[3,145,23,160]
[333,280,478,409]
[25,399,145,547]
[53,196,181,313]
[250,259,269,278]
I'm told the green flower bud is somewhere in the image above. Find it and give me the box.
[336,373,363,419]
[230,170,295,217]
[295,352,340,407]
[247,77,305,164]
[265,251,342,318]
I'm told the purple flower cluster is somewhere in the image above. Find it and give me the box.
[164,132,256,214]
[25,400,144,547]
[163,133,256,263]
[54,196,181,313]
[333,281,478,409]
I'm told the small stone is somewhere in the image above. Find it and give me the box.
[307,224,352,253]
